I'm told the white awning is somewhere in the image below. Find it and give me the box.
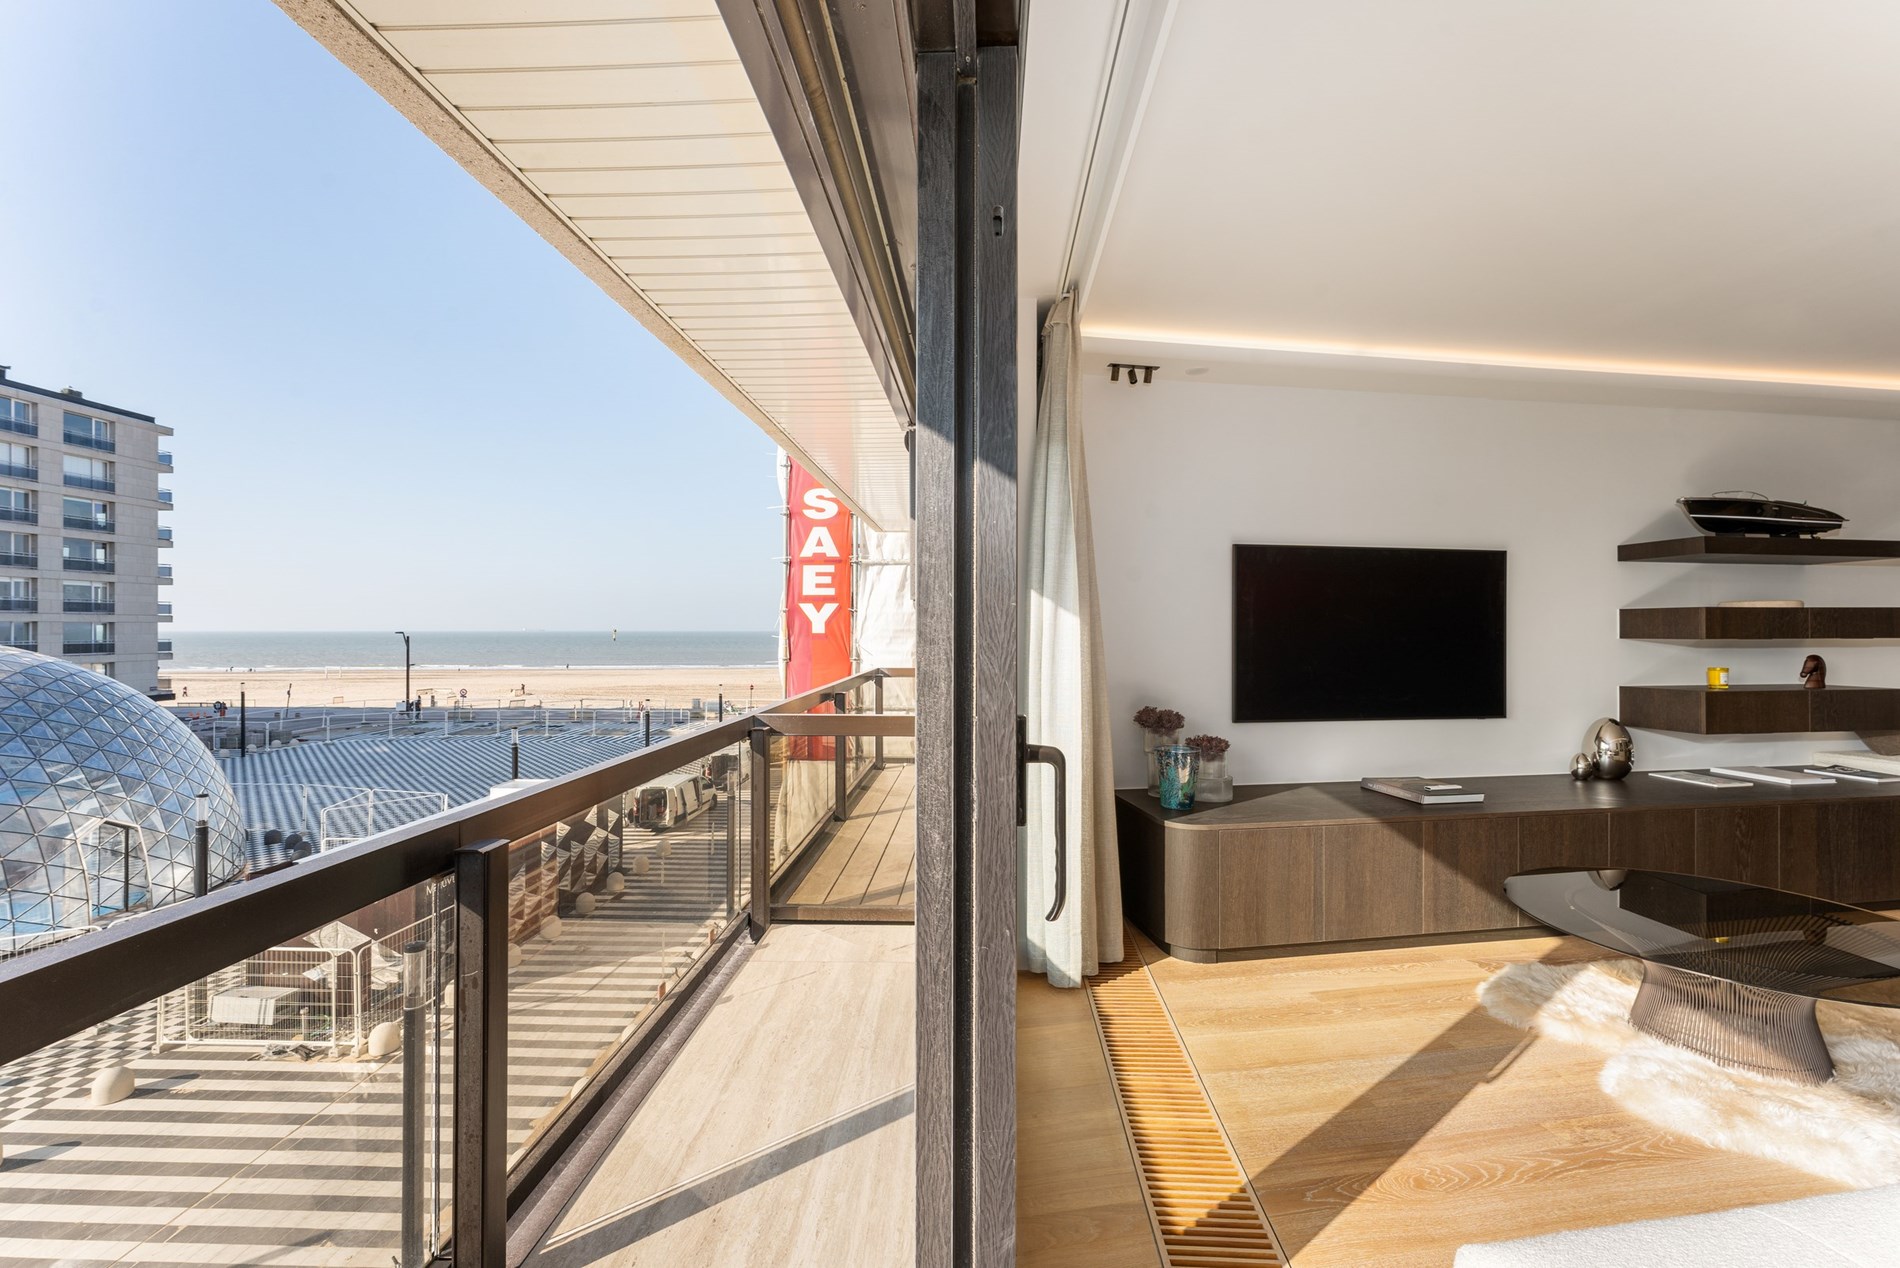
[281,0,910,528]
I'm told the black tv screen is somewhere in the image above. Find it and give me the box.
[1233,544,1506,723]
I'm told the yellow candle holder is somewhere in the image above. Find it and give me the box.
[1706,666,1731,689]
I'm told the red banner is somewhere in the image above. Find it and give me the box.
[785,463,853,757]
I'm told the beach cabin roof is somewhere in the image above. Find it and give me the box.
[276,0,914,529]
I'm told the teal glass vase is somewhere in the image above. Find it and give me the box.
[1157,745,1200,811]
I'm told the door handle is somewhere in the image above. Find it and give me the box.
[1018,717,1070,922]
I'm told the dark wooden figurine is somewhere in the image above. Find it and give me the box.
[1801,654,1828,689]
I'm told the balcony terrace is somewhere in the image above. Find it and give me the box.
[0,670,915,1268]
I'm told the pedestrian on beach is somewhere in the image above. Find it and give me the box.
[429,692,436,708]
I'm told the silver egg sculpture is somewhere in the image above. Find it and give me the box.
[1570,752,1596,781]
[1582,717,1635,780]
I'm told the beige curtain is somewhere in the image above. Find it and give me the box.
[1021,294,1123,985]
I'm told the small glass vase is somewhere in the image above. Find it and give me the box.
[1196,755,1233,804]
[1143,728,1180,797]
[1157,745,1200,811]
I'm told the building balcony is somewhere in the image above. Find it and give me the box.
[156,565,173,583]
[0,553,39,569]
[62,474,114,493]
[4,640,36,652]
[156,527,172,545]
[0,667,913,1268]
[62,641,115,655]
[0,463,38,482]
[157,488,173,506]
[0,507,36,525]
[0,418,37,439]
[0,599,35,613]
[62,515,113,534]
[61,432,115,453]
[63,601,113,614]
[156,602,172,621]
[62,558,114,574]
[156,640,172,658]
[157,450,173,468]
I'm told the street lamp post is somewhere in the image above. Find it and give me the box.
[395,631,412,712]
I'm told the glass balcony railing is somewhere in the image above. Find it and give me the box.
[0,553,38,569]
[0,507,35,525]
[62,431,115,453]
[3,640,36,652]
[0,667,910,1268]
[158,489,173,505]
[0,463,38,481]
[157,449,173,466]
[62,557,114,574]
[62,474,114,493]
[157,526,173,543]
[0,417,36,438]
[61,640,114,655]
[156,565,173,581]
[62,600,113,614]
[0,598,34,612]
[156,639,172,654]
[156,602,172,618]
[62,515,112,533]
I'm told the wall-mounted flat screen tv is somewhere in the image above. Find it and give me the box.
[1233,544,1506,723]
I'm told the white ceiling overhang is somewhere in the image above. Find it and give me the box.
[277,0,910,528]
[1020,0,1900,416]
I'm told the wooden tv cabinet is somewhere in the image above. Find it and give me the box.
[1115,774,1900,962]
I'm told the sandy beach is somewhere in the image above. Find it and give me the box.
[168,665,782,711]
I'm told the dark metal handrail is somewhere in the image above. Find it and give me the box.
[0,664,899,1066]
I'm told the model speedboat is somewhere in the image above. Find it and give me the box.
[1678,492,1847,537]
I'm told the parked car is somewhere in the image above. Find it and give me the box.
[634,770,716,832]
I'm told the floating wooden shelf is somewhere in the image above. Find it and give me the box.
[1620,607,1900,641]
[1618,536,1900,564]
[1619,683,1900,735]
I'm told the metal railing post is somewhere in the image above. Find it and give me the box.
[874,674,886,769]
[454,839,508,1268]
[726,759,740,917]
[400,937,427,1268]
[832,692,849,822]
[749,724,771,939]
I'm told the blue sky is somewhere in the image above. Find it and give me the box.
[0,2,782,632]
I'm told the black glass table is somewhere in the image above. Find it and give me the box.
[1504,869,1900,1084]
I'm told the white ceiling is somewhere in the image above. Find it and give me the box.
[302,0,909,527]
[1022,0,1900,403]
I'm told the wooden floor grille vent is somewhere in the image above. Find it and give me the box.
[1085,943,1289,1267]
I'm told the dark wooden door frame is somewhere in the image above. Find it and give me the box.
[914,34,1021,1268]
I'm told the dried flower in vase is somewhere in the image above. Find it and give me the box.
[1133,706,1185,734]
[1185,734,1230,758]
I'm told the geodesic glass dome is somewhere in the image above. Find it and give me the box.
[0,648,243,949]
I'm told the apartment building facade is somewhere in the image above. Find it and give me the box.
[0,368,173,696]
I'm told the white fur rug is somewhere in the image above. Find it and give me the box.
[1478,958,1900,1187]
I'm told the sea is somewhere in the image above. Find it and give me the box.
[170,630,777,672]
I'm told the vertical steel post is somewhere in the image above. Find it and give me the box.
[454,839,508,1268]
[832,691,849,821]
[748,724,771,938]
[726,756,740,917]
[510,729,520,781]
[874,674,886,769]
[238,691,247,756]
[193,794,210,898]
[400,938,426,1268]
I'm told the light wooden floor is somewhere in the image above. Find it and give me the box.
[777,761,915,918]
[524,924,914,1268]
[1017,972,1162,1268]
[1020,930,1845,1268]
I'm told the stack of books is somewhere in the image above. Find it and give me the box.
[1359,777,1484,805]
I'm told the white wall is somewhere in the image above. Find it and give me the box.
[1086,376,1900,788]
